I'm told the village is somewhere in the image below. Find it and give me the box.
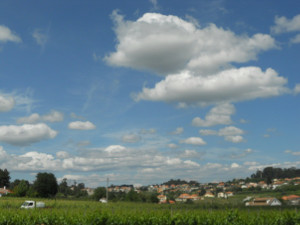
[2,167,300,207]
[96,176,300,206]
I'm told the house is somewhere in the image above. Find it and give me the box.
[189,194,201,201]
[157,194,167,203]
[204,192,215,198]
[258,181,268,189]
[81,188,95,196]
[175,193,191,202]
[246,197,282,206]
[282,195,300,205]
[217,182,225,189]
[0,187,12,197]
[226,191,234,197]
[175,193,200,202]
[217,192,226,198]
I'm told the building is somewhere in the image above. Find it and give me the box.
[246,197,282,206]
[282,195,300,205]
[0,187,13,197]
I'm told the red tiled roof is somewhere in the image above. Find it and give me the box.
[282,195,300,201]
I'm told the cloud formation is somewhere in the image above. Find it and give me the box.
[192,103,235,127]
[105,12,291,107]
[0,94,15,112]
[134,67,288,106]
[17,110,64,124]
[106,12,276,75]
[68,121,96,130]
[32,28,48,48]
[171,127,184,135]
[122,134,141,143]
[271,14,300,44]
[180,137,206,145]
[199,126,245,143]
[0,25,21,43]
[0,123,57,146]
[271,14,300,34]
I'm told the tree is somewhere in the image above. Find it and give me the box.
[0,169,10,187]
[126,189,140,202]
[33,172,58,198]
[13,180,29,197]
[92,187,106,200]
[58,178,71,197]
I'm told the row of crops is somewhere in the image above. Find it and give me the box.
[1,198,300,225]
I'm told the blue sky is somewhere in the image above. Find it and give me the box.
[0,0,299,187]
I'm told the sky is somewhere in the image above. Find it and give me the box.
[0,0,299,188]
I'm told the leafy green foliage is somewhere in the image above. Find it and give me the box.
[13,180,29,197]
[33,172,58,197]
[0,199,300,224]
[0,168,10,187]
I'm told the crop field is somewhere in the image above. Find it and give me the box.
[1,198,300,225]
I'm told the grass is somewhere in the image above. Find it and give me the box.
[1,197,300,224]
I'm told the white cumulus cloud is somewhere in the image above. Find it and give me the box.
[0,25,21,43]
[192,103,235,127]
[271,14,300,34]
[199,126,245,143]
[106,12,292,107]
[134,67,288,106]
[106,12,276,75]
[0,123,57,146]
[180,137,206,145]
[68,121,96,130]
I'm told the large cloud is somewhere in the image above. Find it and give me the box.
[0,123,57,146]
[106,12,276,75]
[134,67,288,106]
[0,25,21,43]
[106,12,291,106]
[1,143,299,186]
[0,95,15,112]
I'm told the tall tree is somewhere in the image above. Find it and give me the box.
[58,178,71,197]
[92,187,106,200]
[0,169,10,188]
[33,172,58,198]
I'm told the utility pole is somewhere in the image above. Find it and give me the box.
[106,177,109,203]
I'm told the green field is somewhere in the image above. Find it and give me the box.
[1,197,300,225]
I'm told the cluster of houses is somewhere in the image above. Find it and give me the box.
[107,185,133,193]
[144,177,300,204]
[243,195,300,206]
[2,176,300,206]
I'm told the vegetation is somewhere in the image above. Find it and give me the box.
[0,198,300,224]
[249,167,300,184]
[0,168,10,187]
[33,172,58,198]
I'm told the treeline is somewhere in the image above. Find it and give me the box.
[249,167,300,184]
[162,179,199,186]
[0,168,159,202]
